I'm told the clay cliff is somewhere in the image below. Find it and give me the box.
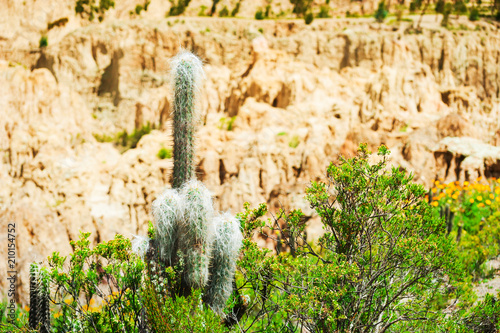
[1,0,500,302]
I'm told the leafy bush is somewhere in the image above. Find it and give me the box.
[435,0,445,13]
[469,7,480,21]
[290,0,314,17]
[429,178,500,279]
[210,0,220,16]
[454,0,468,15]
[75,0,115,22]
[157,147,172,159]
[236,144,460,331]
[317,5,331,18]
[441,2,453,27]
[133,1,150,15]
[93,123,154,152]
[305,12,314,24]
[39,35,48,48]
[47,17,69,30]
[231,2,241,17]
[168,0,191,16]
[409,0,422,13]
[255,9,265,20]
[43,233,146,332]
[288,135,300,148]
[375,1,389,22]
[219,5,229,17]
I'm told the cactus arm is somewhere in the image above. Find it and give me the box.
[171,51,204,189]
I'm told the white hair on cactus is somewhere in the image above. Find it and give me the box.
[204,212,244,316]
[177,180,215,289]
[131,235,150,259]
[179,180,215,245]
[151,188,184,263]
[212,212,243,260]
[170,50,205,115]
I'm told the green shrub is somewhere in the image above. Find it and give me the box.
[231,1,241,16]
[255,9,265,20]
[469,7,480,21]
[435,0,445,13]
[198,5,208,16]
[210,0,220,16]
[133,1,150,15]
[236,144,460,331]
[47,17,68,30]
[219,5,229,17]
[317,5,331,18]
[75,0,115,22]
[290,0,314,17]
[93,123,154,152]
[39,35,48,48]
[157,147,172,159]
[375,1,389,22]
[169,0,191,16]
[288,135,300,148]
[429,179,500,279]
[304,11,314,24]
[441,2,453,27]
[454,0,468,15]
[409,0,422,12]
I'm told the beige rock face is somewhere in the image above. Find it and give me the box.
[1,3,500,302]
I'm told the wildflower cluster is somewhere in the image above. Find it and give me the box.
[428,178,500,279]
[428,178,500,233]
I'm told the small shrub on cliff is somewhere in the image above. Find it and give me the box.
[255,8,265,20]
[39,35,48,48]
[75,0,115,22]
[469,7,480,21]
[304,11,314,24]
[168,0,191,16]
[375,1,389,22]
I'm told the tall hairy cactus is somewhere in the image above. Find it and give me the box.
[149,50,243,316]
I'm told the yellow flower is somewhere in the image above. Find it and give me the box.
[90,299,95,305]
[486,200,492,205]
[497,197,500,202]
[478,203,485,208]
[477,196,483,201]
[432,188,437,193]
[431,201,439,207]
[469,198,475,203]
[24,306,29,312]
[464,181,469,186]
[452,194,459,200]
[490,193,495,199]
[54,313,62,319]
[495,187,500,195]
[82,304,88,311]
[435,180,440,186]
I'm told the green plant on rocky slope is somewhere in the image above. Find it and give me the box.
[145,51,243,323]
[75,0,115,22]
[236,144,462,332]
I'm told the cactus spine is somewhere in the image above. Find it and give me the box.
[150,50,243,315]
